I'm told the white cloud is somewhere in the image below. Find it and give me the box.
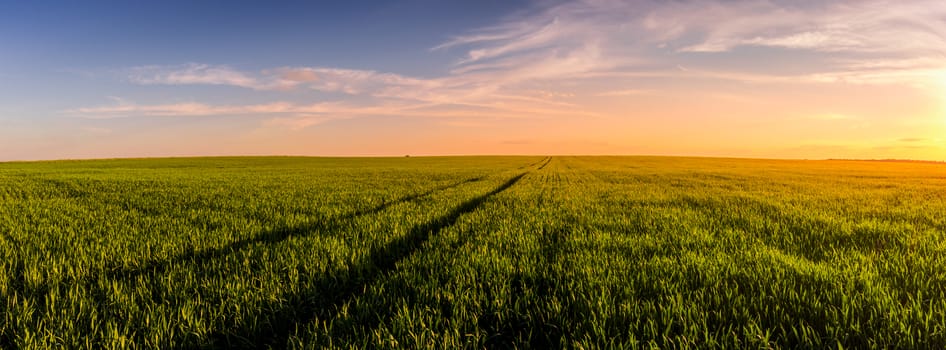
[129,64,260,89]
[444,0,946,80]
[69,101,310,119]
[670,1,946,54]
[120,1,946,93]
[84,0,946,127]
[66,94,604,130]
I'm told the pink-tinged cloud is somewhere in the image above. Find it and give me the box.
[129,64,260,89]
[277,68,319,82]
[67,96,605,131]
[124,1,946,95]
[56,0,946,161]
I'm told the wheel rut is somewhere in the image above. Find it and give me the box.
[214,167,537,348]
[103,175,487,281]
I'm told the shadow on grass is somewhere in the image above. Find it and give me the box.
[0,175,487,348]
[210,172,528,348]
[103,176,486,281]
[519,157,550,170]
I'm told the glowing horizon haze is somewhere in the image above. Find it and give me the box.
[2,0,945,161]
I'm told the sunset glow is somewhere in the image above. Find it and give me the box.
[2,0,945,160]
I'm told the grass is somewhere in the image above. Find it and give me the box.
[1,155,944,348]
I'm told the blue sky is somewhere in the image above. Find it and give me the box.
[2,0,945,160]
[1,1,525,72]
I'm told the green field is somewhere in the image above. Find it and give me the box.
[1,156,945,348]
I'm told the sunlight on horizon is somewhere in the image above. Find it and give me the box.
[1,0,945,161]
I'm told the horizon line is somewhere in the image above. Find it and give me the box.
[3,154,945,165]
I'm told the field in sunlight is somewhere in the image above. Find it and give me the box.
[1,156,945,348]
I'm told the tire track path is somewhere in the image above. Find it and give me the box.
[204,160,547,347]
[103,175,487,281]
[537,156,552,170]
[342,157,552,349]
[213,171,531,348]
[1,173,491,349]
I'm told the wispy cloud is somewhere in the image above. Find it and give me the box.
[597,89,652,97]
[70,101,300,118]
[67,96,602,130]
[81,0,946,129]
[436,0,946,103]
[121,1,946,92]
[270,67,441,94]
[127,64,446,94]
[129,64,261,89]
[106,58,601,126]
[663,1,946,54]
[68,100,404,129]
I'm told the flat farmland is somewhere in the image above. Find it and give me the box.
[1,156,945,348]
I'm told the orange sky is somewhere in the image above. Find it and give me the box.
[1,0,945,161]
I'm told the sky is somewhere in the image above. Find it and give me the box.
[2,0,945,161]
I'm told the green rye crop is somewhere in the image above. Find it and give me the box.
[1,156,944,348]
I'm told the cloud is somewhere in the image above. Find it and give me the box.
[128,64,445,95]
[66,94,604,131]
[289,67,439,95]
[86,0,946,128]
[69,101,291,118]
[430,0,946,90]
[277,68,319,82]
[740,32,848,50]
[117,1,946,92]
[435,2,634,79]
[802,62,946,86]
[120,1,946,96]
[129,64,260,89]
[116,61,596,119]
[898,137,926,142]
[597,89,652,97]
[667,1,946,54]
